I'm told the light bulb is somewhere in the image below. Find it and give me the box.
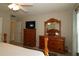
[8,4,13,9]
[13,5,20,10]
[47,23,51,25]
[8,3,20,11]
[55,32,59,35]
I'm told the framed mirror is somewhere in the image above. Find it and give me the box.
[44,18,61,36]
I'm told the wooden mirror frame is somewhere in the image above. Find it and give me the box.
[44,18,61,36]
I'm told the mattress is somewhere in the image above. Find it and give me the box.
[0,42,44,56]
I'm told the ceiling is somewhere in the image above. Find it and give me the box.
[0,3,76,18]
[28,3,75,14]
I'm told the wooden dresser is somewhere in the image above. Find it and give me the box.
[23,29,36,47]
[39,18,65,53]
[39,36,65,53]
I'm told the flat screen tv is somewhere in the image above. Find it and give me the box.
[26,21,35,29]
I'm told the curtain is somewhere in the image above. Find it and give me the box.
[72,10,77,55]
[77,9,79,54]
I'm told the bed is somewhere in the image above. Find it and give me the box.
[0,42,44,56]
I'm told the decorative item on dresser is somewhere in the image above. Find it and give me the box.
[39,18,65,54]
[3,33,7,43]
[23,28,36,47]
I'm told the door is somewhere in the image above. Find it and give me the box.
[10,20,16,42]
[0,17,3,42]
[10,20,23,43]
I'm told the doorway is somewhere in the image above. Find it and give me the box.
[10,20,16,42]
[10,20,23,47]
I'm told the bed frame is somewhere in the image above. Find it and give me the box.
[44,35,49,56]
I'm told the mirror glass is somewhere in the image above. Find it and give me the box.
[46,22,59,31]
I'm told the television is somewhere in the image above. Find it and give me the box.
[26,21,35,29]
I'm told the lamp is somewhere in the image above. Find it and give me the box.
[8,3,20,11]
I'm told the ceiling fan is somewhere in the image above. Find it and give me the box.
[8,3,33,12]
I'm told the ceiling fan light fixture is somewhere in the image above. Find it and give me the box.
[8,4,13,9]
[13,5,20,11]
[8,3,20,11]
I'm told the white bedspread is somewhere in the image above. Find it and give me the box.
[0,42,44,56]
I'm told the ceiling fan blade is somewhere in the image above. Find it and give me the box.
[18,3,33,6]
[19,6,28,12]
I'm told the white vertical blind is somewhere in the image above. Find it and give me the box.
[77,10,79,53]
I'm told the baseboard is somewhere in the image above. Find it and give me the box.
[11,40,23,44]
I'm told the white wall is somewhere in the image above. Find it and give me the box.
[0,11,10,43]
[22,10,73,53]
[0,17,3,42]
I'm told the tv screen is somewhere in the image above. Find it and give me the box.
[26,21,35,29]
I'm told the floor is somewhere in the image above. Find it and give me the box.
[10,41,72,56]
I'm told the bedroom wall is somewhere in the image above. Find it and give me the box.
[0,17,3,42]
[0,11,11,43]
[22,10,73,53]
